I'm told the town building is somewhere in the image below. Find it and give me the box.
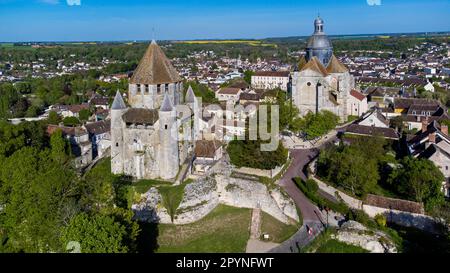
[291,17,362,122]
[251,71,290,91]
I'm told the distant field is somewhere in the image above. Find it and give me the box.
[177,40,277,47]
[0,43,14,47]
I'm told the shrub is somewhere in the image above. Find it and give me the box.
[305,179,319,194]
[294,177,349,215]
[375,214,387,227]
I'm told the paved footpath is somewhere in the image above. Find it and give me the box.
[268,148,329,253]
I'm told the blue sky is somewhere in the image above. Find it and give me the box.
[0,0,449,42]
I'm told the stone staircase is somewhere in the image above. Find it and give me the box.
[250,208,262,239]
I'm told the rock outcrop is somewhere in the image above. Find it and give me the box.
[332,221,397,253]
[132,174,299,225]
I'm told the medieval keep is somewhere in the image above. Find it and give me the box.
[111,40,195,180]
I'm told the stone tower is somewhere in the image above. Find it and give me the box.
[111,90,127,174]
[158,93,179,180]
[305,16,333,66]
[128,40,184,109]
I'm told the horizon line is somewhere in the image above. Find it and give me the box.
[1,30,449,44]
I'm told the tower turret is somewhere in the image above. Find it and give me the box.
[111,90,127,174]
[158,93,179,179]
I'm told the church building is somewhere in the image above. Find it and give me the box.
[292,17,366,122]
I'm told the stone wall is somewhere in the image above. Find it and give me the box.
[235,165,283,179]
[311,175,363,210]
[363,205,439,233]
[132,174,299,225]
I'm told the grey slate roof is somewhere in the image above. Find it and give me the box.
[160,93,173,112]
[111,91,127,110]
[185,85,196,103]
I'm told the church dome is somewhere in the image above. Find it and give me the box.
[306,34,332,49]
[305,16,333,66]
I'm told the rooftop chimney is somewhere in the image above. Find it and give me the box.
[422,117,429,133]
[429,132,436,144]
[442,125,448,136]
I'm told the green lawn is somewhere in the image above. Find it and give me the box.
[315,239,368,253]
[133,179,172,194]
[159,183,190,221]
[260,212,299,243]
[155,205,252,253]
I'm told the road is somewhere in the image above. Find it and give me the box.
[270,132,342,252]
[279,149,320,221]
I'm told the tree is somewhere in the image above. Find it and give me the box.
[48,111,61,125]
[317,145,379,197]
[300,110,339,140]
[243,70,254,85]
[0,147,78,252]
[63,116,81,127]
[388,157,445,211]
[50,129,70,163]
[61,212,128,253]
[78,108,91,122]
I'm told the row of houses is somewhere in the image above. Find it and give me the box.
[343,97,450,198]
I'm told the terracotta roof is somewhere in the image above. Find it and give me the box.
[67,104,90,114]
[350,89,366,101]
[90,97,109,106]
[300,56,328,76]
[84,120,111,135]
[217,87,241,95]
[239,92,260,101]
[298,55,307,70]
[130,40,182,85]
[364,194,424,214]
[346,124,399,139]
[326,55,348,73]
[122,108,159,125]
[253,71,290,77]
[394,98,440,110]
[195,140,222,158]
[228,81,250,90]
[47,125,87,137]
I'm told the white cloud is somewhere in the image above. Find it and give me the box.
[66,0,81,5]
[37,0,81,5]
[367,0,382,6]
[39,0,59,4]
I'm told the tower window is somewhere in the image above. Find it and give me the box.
[116,143,119,147]
[307,82,311,86]
[165,125,168,130]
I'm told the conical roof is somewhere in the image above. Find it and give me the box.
[185,85,196,103]
[300,56,329,77]
[130,41,182,85]
[326,55,348,73]
[160,93,173,112]
[111,90,127,110]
